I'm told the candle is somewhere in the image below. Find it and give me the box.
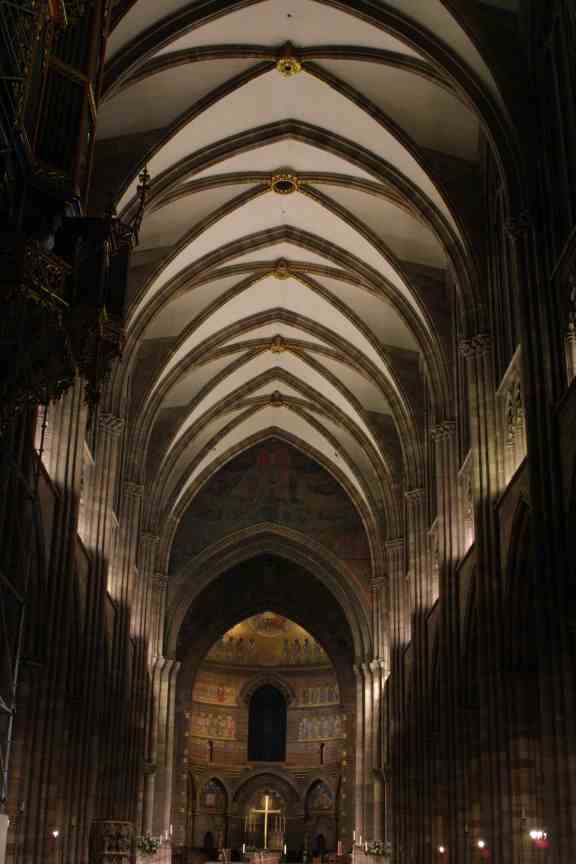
[242,844,246,855]
[353,831,356,843]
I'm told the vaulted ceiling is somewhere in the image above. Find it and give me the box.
[98,0,515,609]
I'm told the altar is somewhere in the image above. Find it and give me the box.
[243,792,286,851]
[247,852,281,864]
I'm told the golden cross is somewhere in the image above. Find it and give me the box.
[252,795,282,850]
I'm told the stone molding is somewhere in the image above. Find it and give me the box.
[458,333,491,359]
[404,487,425,502]
[97,412,125,436]
[152,572,168,591]
[384,537,404,553]
[124,480,144,499]
[430,420,457,441]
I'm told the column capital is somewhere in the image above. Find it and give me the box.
[384,537,404,553]
[97,412,125,437]
[458,333,491,359]
[124,480,144,500]
[152,572,168,591]
[141,531,160,547]
[369,658,386,672]
[370,576,387,590]
[404,487,425,503]
[430,420,457,441]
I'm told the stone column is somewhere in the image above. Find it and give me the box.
[149,573,168,662]
[384,539,406,860]
[89,820,135,864]
[405,488,432,861]
[136,533,160,832]
[150,659,181,839]
[353,664,366,842]
[431,420,467,863]
[460,335,511,863]
[369,661,386,842]
[114,482,145,823]
[506,215,576,861]
[22,378,88,864]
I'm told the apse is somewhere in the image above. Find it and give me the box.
[175,603,347,852]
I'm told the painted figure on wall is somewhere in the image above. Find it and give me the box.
[169,441,370,577]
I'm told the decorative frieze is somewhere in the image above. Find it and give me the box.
[496,347,526,484]
[98,413,125,438]
[458,333,491,359]
[124,481,144,500]
[89,820,134,864]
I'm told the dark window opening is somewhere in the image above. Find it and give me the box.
[248,685,287,761]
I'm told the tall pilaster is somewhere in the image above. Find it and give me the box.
[431,420,467,863]
[150,659,181,839]
[459,334,511,863]
[506,214,576,861]
[353,664,366,841]
[405,488,432,862]
[384,538,406,860]
[21,379,88,864]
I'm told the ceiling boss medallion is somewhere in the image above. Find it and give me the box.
[276,42,302,78]
[272,259,291,280]
[269,172,301,195]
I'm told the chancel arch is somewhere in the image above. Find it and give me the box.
[169,555,361,853]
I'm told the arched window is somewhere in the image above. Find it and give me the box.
[248,684,287,761]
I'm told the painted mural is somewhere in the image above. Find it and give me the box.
[169,441,370,577]
[203,779,227,809]
[308,782,334,811]
[298,713,347,741]
[193,683,237,705]
[298,684,340,706]
[190,711,236,740]
[205,613,330,667]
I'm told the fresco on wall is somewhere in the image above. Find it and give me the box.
[298,684,340,706]
[193,683,237,705]
[298,714,347,741]
[169,441,370,578]
[205,613,330,667]
[308,782,334,811]
[191,711,236,740]
[203,779,227,809]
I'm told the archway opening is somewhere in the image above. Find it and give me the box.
[248,684,287,762]
[172,555,357,854]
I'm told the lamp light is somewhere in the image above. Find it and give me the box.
[438,846,446,855]
[477,840,486,849]
[52,830,60,838]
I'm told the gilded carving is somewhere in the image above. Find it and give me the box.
[272,259,291,279]
[276,43,302,78]
[269,173,301,195]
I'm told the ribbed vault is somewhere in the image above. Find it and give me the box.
[99,0,515,654]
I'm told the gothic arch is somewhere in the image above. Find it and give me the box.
[232,770,301,809]
[166,524,373,663]
[239,675,296,708]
